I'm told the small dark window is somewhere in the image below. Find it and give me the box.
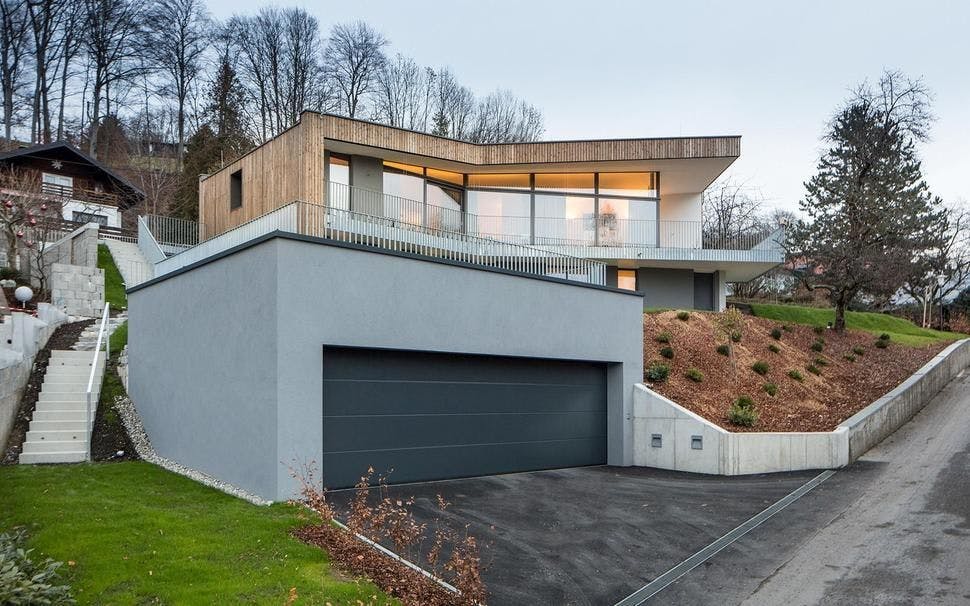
[72,211,108,226]
[230,169,242,210]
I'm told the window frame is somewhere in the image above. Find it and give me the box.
[229,169,242,210]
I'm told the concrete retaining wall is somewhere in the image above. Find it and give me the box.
[838,339,970,461]
[50,262,104,317]
[0,305,68,452]
[632,385,848,474]
[633,338,970,475]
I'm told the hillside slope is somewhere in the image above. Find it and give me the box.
[643,310,949,432]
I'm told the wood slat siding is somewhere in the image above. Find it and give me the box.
[199,111,740,237]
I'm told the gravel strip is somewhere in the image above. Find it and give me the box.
[113,395,271,506]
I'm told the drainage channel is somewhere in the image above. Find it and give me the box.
[614,469,837,606]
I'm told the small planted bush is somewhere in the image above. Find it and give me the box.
[685,368,704,382]
[645,361,670,382]
[879,333,891,342]
[875,339,890,349]
[676,310,691,321]
[655,331,672,344]
[810,341,824,352]
[843,354,857,362]
[788,369,804,382]
[853,346,865,356]
[813,325,826,335]
[728,396,758,427]
[763,382,778,396]
[659,346,675,359]
[751,360,769,375]
[813,356,828,367]
[782,324,792,332]
[770,327,783,340]
[730,330,742,343]
[806,363,821,375]
[716,344,731,356]
[768,343,781,354]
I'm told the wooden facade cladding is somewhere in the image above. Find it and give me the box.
[199,111,740,237]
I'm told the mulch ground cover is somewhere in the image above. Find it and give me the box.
[644,310,947,432]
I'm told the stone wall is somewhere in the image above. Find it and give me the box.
[0,304,68,452]
[50,262,104,317]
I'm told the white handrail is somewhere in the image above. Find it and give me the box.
[85,302,111,461]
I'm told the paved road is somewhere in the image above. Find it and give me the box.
[657,369,970,605]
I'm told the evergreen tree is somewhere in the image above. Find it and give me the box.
[788,81,946,332]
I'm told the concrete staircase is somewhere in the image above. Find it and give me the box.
[72,314,126,351]
[102,238,153,288]
[19,350,106,464]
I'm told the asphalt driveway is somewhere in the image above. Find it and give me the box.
[330,465,819,605]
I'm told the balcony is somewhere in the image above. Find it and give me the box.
[326,181,783,263]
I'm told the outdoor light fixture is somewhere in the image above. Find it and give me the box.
[651,433,662,448]
[691,435,703,450]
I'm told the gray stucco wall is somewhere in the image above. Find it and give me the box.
[636,267,694,309]
[130,235,643,501]
[128,245,280,498]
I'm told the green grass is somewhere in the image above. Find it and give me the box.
[0,463,393,605]
[749,302,966,346]
[97,244,126,312]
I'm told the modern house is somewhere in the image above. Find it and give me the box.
[0,141,144,229]
[126,113,783,501]
[196,113,781,311]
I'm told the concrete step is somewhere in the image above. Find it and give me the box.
[43,375,98,385]
[40,382,91,393]
[32,410,94,422]
[19,450,87,464]
[28,419,89,432]
[20,439,88,454]
[37,394,92,406]
[25,429,86,443]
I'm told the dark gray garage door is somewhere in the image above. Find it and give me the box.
[322,346,607,489]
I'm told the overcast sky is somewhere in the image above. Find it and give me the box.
[207,0,969,212]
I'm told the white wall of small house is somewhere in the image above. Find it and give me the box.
[61,200,121,228]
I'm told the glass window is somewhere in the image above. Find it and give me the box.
[426,182,463,231]
[382,168,424,224]
[466,190,531,243]
[426,167,464,186]
[467,173,530,190]
[327,154,350,210]
[534,173,594,194]
[534,194,595,245]
[383,160,423,177]
[617,269,637,291]
[597,198,658,246]
[598,172,658,198]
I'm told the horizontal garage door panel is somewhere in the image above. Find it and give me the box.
[323,347,607,488]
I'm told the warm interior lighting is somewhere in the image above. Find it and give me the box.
[617,269,637,291]
[383,160,424,176]
[534,173,594,193]
[426,167,464,186]
[599,172,658,197]
[467,173,531,189]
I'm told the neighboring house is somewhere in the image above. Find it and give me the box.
[0,141,145,229]
[127,113,784,501]
[197,112,782,311]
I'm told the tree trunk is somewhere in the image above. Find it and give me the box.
[834,297,847,332]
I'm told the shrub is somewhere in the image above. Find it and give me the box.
[0,267,22,281]
[813,325,826,335]
[676,310,691,321]
[751,360,769,375]
[716,344,731,356]
[655,331,671,344]
[763,382,778,396]
[685,368,704,382]
[770,327,782,340]
[788,369,804,382]
[853,346,865,356]
[875,339,889,349]
[782,324,792,332]
[810,341,824,352]
[730,330,742,343]
[806,363,821,375]
[659,346,675,359]
[813,356,828,367]
[645,361,670,382]
[768,343,781,354]
[843,354,857,362]
[728,396,758,427]
[0,528,73,605]
[878,333,891,341]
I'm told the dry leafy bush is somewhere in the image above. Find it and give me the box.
[291,465,487,606]
[656,331,671,344]
[685,368,704,382]
[751,361,769,375]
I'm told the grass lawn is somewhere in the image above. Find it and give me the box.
[0,462,395,605]
[97,244,126,311]
[749,302,967,346]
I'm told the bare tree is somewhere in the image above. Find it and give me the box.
[702,178,765,246]
[902,203,970,329]
[52,0,83,140]
[468,89,543,143]
[145,0,209,170]
[81,0,146,157]
[429,67,474,139]
[1,0,30,140]
[323,20,387,119]
[373,53,430,130]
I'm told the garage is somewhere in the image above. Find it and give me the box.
[322,346,608,489]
